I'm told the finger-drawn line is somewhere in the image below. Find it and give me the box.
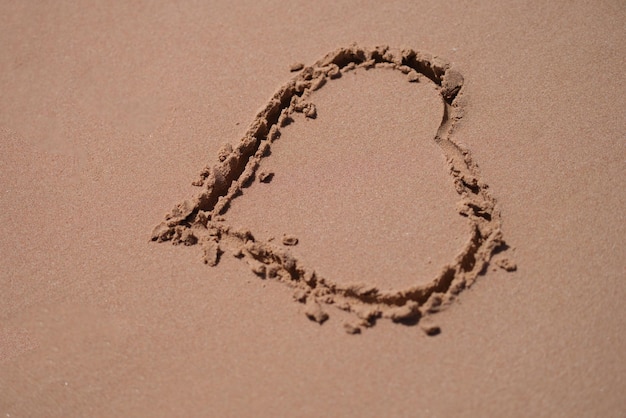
[152,44,505,333]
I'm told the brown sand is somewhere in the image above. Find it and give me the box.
[226,67,467,291]
[1,1,625,416]
[151,44,505,329]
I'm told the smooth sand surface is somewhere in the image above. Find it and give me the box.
[225,67,468,291]
[1,1,625,416]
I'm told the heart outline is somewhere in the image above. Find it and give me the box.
[152,44,505,331]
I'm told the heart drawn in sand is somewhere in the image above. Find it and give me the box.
[152,44,506,334]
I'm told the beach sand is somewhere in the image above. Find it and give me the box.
[1,1,625,416]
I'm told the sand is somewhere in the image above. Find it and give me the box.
[1,0,625,416]
[151,44,506,329]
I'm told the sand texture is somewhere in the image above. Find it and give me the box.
[1,1,625,416]
[151,44,507,331]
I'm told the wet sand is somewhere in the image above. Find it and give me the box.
[1,1,625,416]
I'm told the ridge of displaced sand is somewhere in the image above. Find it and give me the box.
[151,44,506,333]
